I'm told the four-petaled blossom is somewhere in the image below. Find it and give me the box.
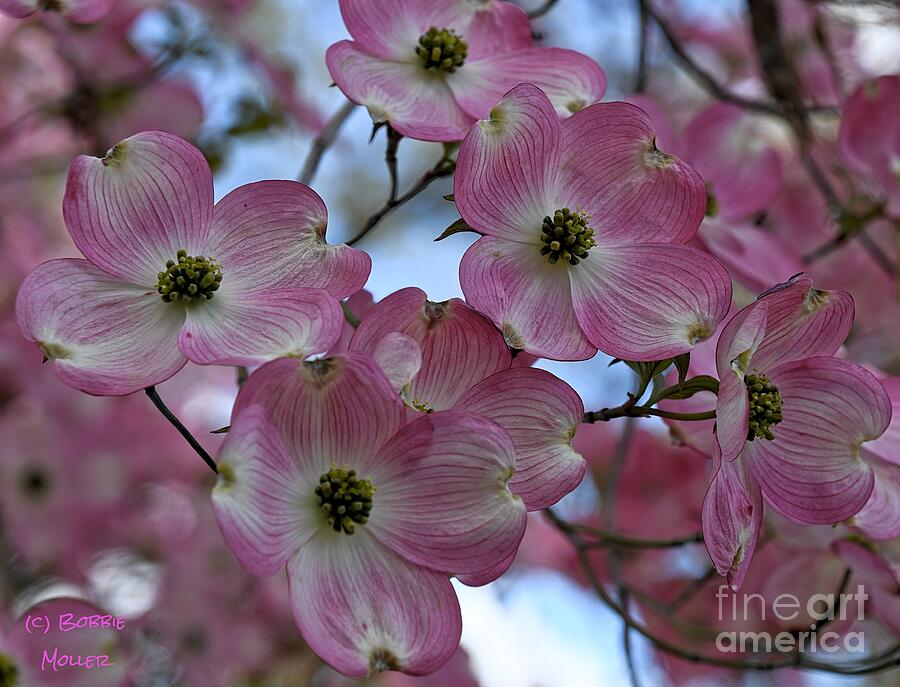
[348,287,586,518]
[0,0,112,22]
[704,273,892,589]
[16,131,370,395]
[212,352,527,677]
[326,0,606,141]
[455,83,732,361]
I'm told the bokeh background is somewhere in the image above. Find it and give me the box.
[1,0,898,685]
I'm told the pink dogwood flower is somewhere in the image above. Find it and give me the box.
[681,103,784,222]
[837,74,900,218]
[704,273,892,588]
[348,287,585,513]
[326,0,606,141]
[455,83,732,361]
[0,0,112,22]
[16,131,369,395]
[212,352,527,677]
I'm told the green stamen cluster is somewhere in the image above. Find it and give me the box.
[315,466,375,535]
[409,398,433,413]
[745,373,783,441]
[416,27,468,73]
[540,208,597,265]
[156,249,222,303]
[0,653,19,687]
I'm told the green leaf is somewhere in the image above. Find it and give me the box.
[655,375,720,402]
[673,353,690,386]
[648,373,667,406]
[624,358,675,396]
[211,425,230,434]
[435,217,478,241]
[442,193,455,202]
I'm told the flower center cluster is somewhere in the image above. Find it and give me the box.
[540,208,597,265]
[745,373,783,441]
[409,399,433,413]
[156,249,223,303]
[0,653,19,687]
[315,466,375,535]
[416,27,468,73]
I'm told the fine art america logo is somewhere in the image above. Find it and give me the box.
[715,585,868,654]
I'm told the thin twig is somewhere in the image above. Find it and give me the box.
[622,590,643,687]
[527,0,559,19]
[297,100,355,186]
[145,386,218,475]
[634,0,650,93]
[385,126,403,203]
[544,509,900,674]
[745,0,896,277]
[811,9,845,101]
[346,157,455,246]
[579,528,704,549]
[666,565,718,613]
[856,232,897,276]
[638,0,782,115]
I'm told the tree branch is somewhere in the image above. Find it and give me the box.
[145,386,218,475]
[527,0,559,19]
[346,156,455,246]
[545,509,900,674]
[297,100,355,186]
[638,0,782,115]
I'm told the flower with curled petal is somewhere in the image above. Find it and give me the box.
[849,375,900,542]
[454,83,733,362]
[348,287,585,519]
[16,130,370,395]
[326,0,606,141]
[211,352,526,677]
[704,273,892,589]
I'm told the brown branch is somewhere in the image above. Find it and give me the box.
[385,126,402,203]
[297,100,355,186]
[634,0,650,93]
[744,0,896,276]
[345,156,455,246]
[585,404,716,423]
[527,0,559,19]
[638,0,782,115]
[145,386,218,475]
[545,509,900,674]
[622,590,643,687]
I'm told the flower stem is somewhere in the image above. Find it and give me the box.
[584,405,716,423]
[145,386,218,475]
